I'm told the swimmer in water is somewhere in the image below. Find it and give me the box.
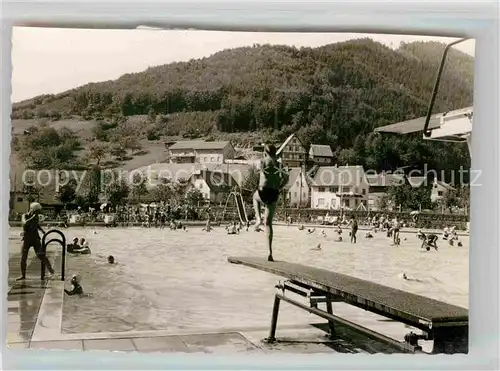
[17,202,55,281]
[321,229,327,238]
[311,243,322,251]
[252,143,289,262]
[107,255,116,264]
[67,237,79,253]
[64,274,84,296]
[402,273,423,282]
[420,233,438,251]
[307,228,316,234]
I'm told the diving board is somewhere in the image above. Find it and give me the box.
[228,256,468,354]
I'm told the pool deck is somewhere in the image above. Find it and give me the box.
[5,243,343,353]
[6,238,433,354]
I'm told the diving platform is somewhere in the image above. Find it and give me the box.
[228,257,468,354]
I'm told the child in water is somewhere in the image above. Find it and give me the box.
[64,274,84,296]
[253,144,289,262]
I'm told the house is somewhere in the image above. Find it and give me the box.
[186,169,236,204]
[137,162,252,190]
[366,172,406,211]
[431,179,455,203]
[309,166,369,210]
[168,140,236,164]
[276,134,307,168]
[283,167,311,208]
[309,144,334,165]
[9,168,88,215]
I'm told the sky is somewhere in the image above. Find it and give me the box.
[11,27,475,103]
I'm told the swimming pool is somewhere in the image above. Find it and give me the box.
[16,226,468,334]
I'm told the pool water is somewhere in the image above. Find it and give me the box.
[16,226,469,334]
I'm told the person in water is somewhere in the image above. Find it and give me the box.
[67,237,79,253]
[64,274,84,296]
[107,255,116,264]
[349,216,358,243]
[422,233,439,251]
[253,144,289,262]
[17,202,55,281]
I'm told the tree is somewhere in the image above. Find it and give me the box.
[86,142,108,165]
[439,188,461,213]
[105,176,130,205]
[131,172,149,202]
[375,193,390,211]
[23,184,41,203]
[388,183,432,211]
[241,165,259,201]
[455,184,470,214]
[110,143,127,161]
[119,136,142,156]
[57,179,77,206]
[151,183,172,202]
[80,165,101,205]
[186,187,204,206]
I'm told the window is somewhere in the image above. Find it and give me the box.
[198,183,202,189]
[318,187,325,192]
[318,198,325,207]
[342,186,350,192]
[331,186,339,193]
[17,197,23,202]
[362,189,366,195]
[438,191,443,196]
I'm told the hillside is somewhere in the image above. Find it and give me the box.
[11,39,474,175]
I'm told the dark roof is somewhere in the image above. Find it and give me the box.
[309,144,333,158]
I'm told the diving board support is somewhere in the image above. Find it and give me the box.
[229,256,469,354]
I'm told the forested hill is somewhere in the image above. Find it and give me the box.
[12,39,474,172]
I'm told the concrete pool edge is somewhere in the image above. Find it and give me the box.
[31,280,65,342]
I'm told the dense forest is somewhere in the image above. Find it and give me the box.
[12,39,473,174]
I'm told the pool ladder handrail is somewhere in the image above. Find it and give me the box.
[41,229,66,281]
